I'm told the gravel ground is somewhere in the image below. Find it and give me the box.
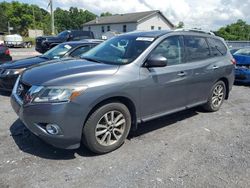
[0,84,250,188]
[1,48,250,187]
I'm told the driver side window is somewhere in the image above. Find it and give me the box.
[151,36,183,66]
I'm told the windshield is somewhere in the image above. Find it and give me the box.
[81,35,154,64]
[41,44,73,59]
[234,48,250,56]
[57,31,70,38]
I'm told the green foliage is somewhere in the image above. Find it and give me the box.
[176,21,184,28]
[100,12,112,17]
[54,7,96,32]
[0,1,96,36]
[215,19,250,40]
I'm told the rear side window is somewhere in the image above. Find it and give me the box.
[184,36,210,61]
[207,38,227,56]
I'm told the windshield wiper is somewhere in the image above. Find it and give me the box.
[81,57,103,64]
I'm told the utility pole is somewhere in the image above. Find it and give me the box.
[8,22,10,34]
[32,6,37,36]
[49,0,55,35]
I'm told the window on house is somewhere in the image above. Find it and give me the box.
[88,26,91,31]
[123,25,127,32]
[107,25,110,31]
[102,26,105,33]
[151,26,154,30]
[158,27,161,30]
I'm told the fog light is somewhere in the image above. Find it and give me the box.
[46,124,60,135]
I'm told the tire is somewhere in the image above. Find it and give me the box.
[82,102,131,154]
[203,81,226,112]
[27,42,32,48]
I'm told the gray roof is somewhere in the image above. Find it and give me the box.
[83,10,174,28]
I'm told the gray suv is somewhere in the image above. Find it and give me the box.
[11,30,235,154]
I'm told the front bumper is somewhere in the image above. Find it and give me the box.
[10,93,89,149]
[0,75,18,92]
[235,67,250,83]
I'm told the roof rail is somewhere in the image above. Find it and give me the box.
[174,28,215,36]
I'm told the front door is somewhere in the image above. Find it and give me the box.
[139,35,190,121]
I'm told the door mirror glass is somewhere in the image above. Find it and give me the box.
[145,55,167,68]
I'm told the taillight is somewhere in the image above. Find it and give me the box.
[231,58,236,65]
[5,49,10,55]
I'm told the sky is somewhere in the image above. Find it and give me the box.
[2,0,250,30]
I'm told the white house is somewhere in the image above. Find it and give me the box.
[83,10,175,39]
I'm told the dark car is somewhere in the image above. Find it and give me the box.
[0,39,102,92]
[0,45,12,63]
[36,30,95,53]
[11,30,235,154]
[233,47,250,83]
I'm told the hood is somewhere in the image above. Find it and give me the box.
[1,56,47,69]
[21,59,119,86]
[233,54,250,65]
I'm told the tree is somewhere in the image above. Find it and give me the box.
[215,19,250,40]
[54,7,96,32]
[100,12,112,17]
[176,21,184,28]
[0,1,96,36]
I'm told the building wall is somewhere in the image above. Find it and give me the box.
[83,23,137,39]
[137,14,172,31]
[28,29,44,38]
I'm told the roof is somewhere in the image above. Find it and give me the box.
[83,10,174,28]
[121,30,172,38]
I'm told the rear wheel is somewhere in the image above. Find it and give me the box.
[203,81,226,112]
[82,102,131,154]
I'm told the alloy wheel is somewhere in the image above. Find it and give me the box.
[95,110,126,146]
[211,84,224,108]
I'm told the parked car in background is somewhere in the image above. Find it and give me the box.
[11,30,235,154]
[36,30,95,53]
[0,39,102,92]
[0,45,12,63]
[4,34,32,48]
[230,48,241,55]
[233,47,250,83]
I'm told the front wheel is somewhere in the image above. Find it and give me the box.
[82,102,131,154]
[202,81,226,112]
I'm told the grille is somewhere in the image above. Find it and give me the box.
[36,38,42,45]
[17,81,31,102]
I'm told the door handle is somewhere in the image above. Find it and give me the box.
[177,71,187,77]
[213,65,219,70]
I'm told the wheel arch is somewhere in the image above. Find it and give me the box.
[84,96,138,131]
[217,77,229,100]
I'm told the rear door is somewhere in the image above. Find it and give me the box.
[140,35,190,120]
[183,35,222,107]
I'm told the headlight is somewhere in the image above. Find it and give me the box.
[33,86,87,103]
[3,68,26,75]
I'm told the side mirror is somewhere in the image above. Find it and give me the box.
[144,55,167,68]
[67,34,73,40]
